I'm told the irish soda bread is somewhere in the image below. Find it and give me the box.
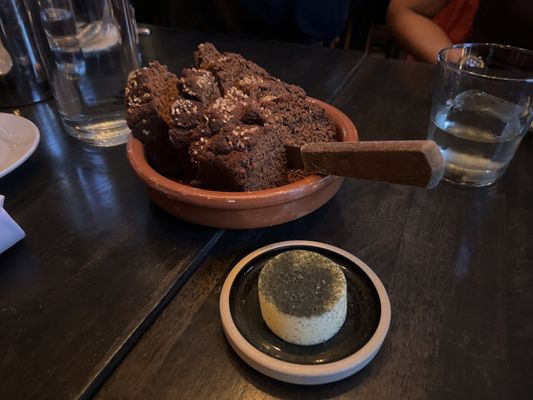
[258,250,347,346]
[125,43,338,191]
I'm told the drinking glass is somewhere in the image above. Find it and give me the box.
[428,43,533,187]
[0,0,51,107]
[35,0,140,146]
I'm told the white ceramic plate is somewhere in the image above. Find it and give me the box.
[219,240,391,385]
[0,113,40,178]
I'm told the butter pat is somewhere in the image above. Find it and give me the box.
[258,250,347,346]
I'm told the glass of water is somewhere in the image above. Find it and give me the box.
[35,0,140,146]
[428,43,533,187]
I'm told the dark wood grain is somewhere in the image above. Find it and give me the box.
[0,96,224,399]
[334,57,437,141]
[97,57,533,400]
[0,28,363,399]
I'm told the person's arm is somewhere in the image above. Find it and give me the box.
[387,0,451,63]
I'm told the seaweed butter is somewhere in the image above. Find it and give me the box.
[258,250,347,346]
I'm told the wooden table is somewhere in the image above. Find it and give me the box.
[1,27,532,400]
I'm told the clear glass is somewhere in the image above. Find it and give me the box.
[428,43,533,187]
[0,0,51,107]
[34,0,140,146]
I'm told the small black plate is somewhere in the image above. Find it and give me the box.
[229,245,381,365]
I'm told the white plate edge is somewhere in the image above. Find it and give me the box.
[0,113,40,179]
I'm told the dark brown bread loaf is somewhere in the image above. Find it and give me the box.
[178,68,221,105]
[194,43,271,95]
[125,61,181,177]
[168,97,211,179]
[194,43,307,101]
[235,75,306,101]
[205,87,250,133]
[193,43,222,70]
[169,97,204,129]
[125,44,337,191]
[190,124,286,191]
[260,94,337,147]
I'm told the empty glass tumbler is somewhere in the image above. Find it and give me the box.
[35,0,140,146]
[428,43,533,187]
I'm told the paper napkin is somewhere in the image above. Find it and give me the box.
[0,195,25,253]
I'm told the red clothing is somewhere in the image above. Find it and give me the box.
[434,0,479,44]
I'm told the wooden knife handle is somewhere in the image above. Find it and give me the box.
[301,140,445,188]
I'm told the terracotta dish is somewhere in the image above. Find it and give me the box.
[126,98,358,229]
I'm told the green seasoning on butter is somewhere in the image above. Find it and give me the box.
[258,250,347,346]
